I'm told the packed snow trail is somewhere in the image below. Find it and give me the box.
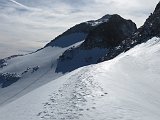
[38,66,107,120]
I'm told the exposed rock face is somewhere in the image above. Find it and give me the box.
[132,1,160,43]
[81,14,137,49]
[104,2,160,60]
[0,73,21,88]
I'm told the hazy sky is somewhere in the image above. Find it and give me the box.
[0,0,159,58]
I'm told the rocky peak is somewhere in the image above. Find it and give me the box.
[81,14,137,49]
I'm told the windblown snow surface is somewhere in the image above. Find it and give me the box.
[0,37,160,120]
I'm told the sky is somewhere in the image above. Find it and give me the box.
[0,0,159,58]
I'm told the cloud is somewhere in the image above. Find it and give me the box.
[0,0,159,58]
[9,0,35,10]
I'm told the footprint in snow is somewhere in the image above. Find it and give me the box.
[38,69,108,120]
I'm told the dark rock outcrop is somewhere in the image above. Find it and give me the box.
[81,14,137,49]
[131,1,160,43]
[104,2,160,60]
[0,73,21,88]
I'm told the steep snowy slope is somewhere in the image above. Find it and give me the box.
[0,37,159,120]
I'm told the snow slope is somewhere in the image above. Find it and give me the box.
[0,33,85,106]
[0,37,159,120]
